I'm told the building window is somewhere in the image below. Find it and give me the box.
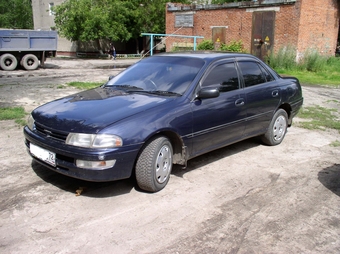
[175,14,194,27]
[49,3,55,16]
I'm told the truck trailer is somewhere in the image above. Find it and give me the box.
[0,29,58,71]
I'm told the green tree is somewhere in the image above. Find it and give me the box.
[0,0,33,29]
[54,0,189,51]
[54,0,136,42]
[136,1,175,34]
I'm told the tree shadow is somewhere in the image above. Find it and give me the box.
[318,164,340,196]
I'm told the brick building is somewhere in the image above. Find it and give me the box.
[165,0,340,59]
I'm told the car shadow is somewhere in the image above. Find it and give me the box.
[31,137,261,197]
[172,137,261,178]
[318,163,340,197]
[31,161,135,198]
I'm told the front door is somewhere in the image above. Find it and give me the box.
[251,11,275,60]
[190,61,247,157]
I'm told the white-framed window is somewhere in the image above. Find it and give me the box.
[49,3,55,16]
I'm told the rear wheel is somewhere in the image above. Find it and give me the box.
[0,53,18,71]
[21,54,39,70]
[135,136,173,192]
[261,109,288,146]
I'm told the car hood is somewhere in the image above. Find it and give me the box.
[32,87,173,133]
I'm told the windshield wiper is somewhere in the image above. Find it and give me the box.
[108,84,144,91]
[135,90,181,96]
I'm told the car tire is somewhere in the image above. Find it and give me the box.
[0,53,18,71]
[135,136,173,192]
[261,109,288,146]
[21,54,39,70]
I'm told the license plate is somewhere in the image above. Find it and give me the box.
[30,143,56,167]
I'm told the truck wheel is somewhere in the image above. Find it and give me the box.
[135,136,173,192]
[21,54,39,70]
[0,54,18,71]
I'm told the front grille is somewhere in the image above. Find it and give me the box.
[35,122,69,141]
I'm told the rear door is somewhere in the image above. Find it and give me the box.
[190,60,247,157]
[237,60,281,137]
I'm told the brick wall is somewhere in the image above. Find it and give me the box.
[274,4,300,52]
[166,1,339,56]
[166,9,254,51]
[297,0,339,56]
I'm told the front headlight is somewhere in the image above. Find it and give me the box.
[66,133,123,148]
[27,114,35,131]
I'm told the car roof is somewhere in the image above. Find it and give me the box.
[153,51,259,63]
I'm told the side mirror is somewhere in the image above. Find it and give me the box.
[196,87,220,99]
[108,75,115,80]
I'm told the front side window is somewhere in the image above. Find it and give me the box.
[202,62,239,92]
[238,61,266,87]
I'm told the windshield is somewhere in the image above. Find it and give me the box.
[105,56,204,95]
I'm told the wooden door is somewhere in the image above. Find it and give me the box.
[251,11,275,60]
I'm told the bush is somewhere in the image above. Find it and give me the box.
[267,45,297,70]
[197,39,244,52]
[299,49,328,72]
[220,40,244,52]
[197,40,214,50]
[326,56,340,71]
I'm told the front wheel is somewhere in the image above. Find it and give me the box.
[135,136,173,192]
[261,109,288,146]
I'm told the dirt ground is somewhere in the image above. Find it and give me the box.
[0,58,339,254]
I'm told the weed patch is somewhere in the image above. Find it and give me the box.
[0,107,26,120]
[297,105,340,132]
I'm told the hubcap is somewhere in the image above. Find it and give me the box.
[273,115,287,141]
[155,145,172,184]
[5,59,12,66]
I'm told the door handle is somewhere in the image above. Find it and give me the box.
[235,98,245,106]
[272,90,279,97]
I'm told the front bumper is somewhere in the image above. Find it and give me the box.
[24,126,141,182]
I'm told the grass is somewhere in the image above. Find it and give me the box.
[0,107,26,120]
[277,69,340,86]
[296,105,340,132]
[268,47,340,87]
[0,107,27,126]
[330,140,340,147]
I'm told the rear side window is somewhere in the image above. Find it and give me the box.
[238,61,267,87]
[259,64,275,82]
[202,62,239,92]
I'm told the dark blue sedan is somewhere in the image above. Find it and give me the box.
[24,52,303,192]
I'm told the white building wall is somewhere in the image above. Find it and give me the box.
[31,0,77,55]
